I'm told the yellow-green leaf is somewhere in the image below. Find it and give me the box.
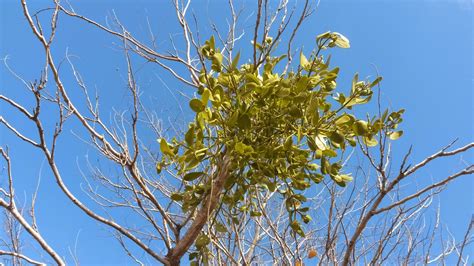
[201,88,212,105]
[284,135,293,150]
[316,31,331,41]
[185,126,195,146]
[235,142,254,155]
[340,174,353,182]
[212,52,223,72]
[352,120,368,136]
[363,136,378,147]
[300,51,309,69]
[183,172,205,182]
[332,32,350,48]
[189,99,205,113]
[315,135,328,150]
[335,114,352,125]
[215,223,227,233]
[156,163,163,174]
[231,52,240,70]
[195,234,210,249]
[159,138,174,156]
[389,130,403,140]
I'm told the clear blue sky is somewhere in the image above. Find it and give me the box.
[0,0,472,264]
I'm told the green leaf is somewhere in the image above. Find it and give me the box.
[332,32,350,48]
[310,173,324,183]
[185,157,200,171]
[159,138,174,156]
[290,220,301,230]
[250,211,262,217]
[308,163,320,171]
[352,120,369,136]
[267,182,277,192]
[329,131,344,144]
[316,31,331,41]
[370,76,383,88]
[321,157,330,174]
[340,174,353,182]
[363,136,378,147]
[297,127,303,143]
[245,73,261,84]
[289,106,303,117]
[237,114,251,130]
[284,135,293,150]
[265,36,273,44]
[315,135,328,150]
[351,73,359,94]
[183,172,205,181]
[300,51,309,69]
[302,214,312,224]
[307,136,317,151]
[335,114,352,125]
[185,126,195,146]
[231,52,240,70]
[156,163,163,174]
[209,36,215,49]
[201,88,212,105]
[170,193,183,201]
[215,223,227,233]
[323,149,337,157]
[189,252,199,261]
[235,142,254,155]
[189,99,205,113]
[212,52,223,72]
[195,234,210,249]
[389,130,403,140]
[290,220,305,237]
[293,194,307,202]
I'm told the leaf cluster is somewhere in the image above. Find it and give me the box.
[157,32,403,255]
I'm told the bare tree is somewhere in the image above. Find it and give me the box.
[0,0,472,265]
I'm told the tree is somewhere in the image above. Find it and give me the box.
[0,1,472,265]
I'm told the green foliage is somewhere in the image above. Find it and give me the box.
[158,31,403,252]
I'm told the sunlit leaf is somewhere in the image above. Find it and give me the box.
[159,138,174,156]
[235,142,254,155]
[363,136,378,147]
[160,34,403,235]
[202,88,212,105]
[316,31,331,41]
[212,52,223,72]
[332,32,350,48]
[300,51,309,69]
[231,52,240,70]
[353,120,369,136]
[389,130,403,140]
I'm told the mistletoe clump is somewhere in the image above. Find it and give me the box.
[157,32,403,239]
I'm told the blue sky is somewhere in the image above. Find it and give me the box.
[0,0,472,264]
